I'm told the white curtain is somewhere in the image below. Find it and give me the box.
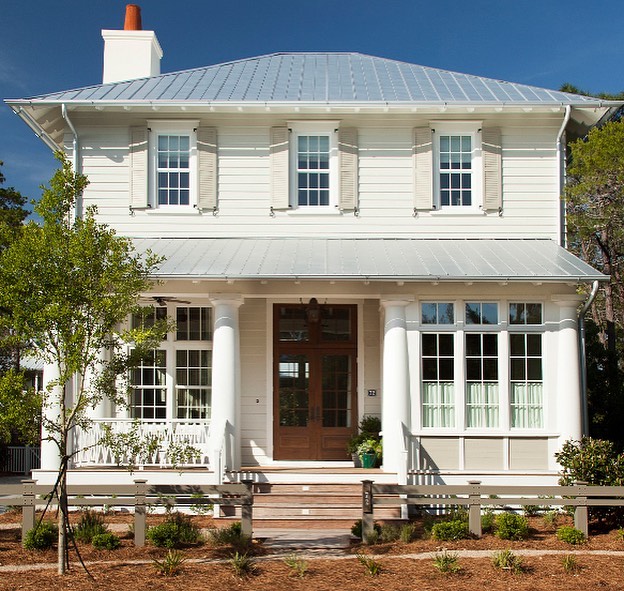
[511,382,543,428]
[422,382,455,427]
[466,382,499,428]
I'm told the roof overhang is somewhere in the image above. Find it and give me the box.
[131,237,607,284]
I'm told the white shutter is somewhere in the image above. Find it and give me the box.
[413,127,433,211]
[482,127,502,212]
[270,126,290,210]
[129,126,149,208]
[197,126,217,211]
[338,127,358,211]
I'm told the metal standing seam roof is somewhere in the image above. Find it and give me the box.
[132,238,606,282]
[18,53,608,106]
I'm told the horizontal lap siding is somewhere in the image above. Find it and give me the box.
[73,113,561,240]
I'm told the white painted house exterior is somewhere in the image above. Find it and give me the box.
[7,14,619,486]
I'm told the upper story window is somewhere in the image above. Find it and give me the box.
[421,302,454,325]
[148,121,198,208]
[431,122,483,211]
[465,302,498,325]
[289,122,339,209]
[509,303,543,325]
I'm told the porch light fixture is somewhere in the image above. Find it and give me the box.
[306,297,320,324]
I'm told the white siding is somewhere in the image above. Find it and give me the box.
[73,112,562,240]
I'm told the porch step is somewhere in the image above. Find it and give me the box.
[221,480,403,526]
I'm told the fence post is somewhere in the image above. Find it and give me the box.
[21,479,36,544]
[467,480,482,538]
[240,479,254,538]
[134,479,148,547]
[573,481,588,538]
[362,480,374,543]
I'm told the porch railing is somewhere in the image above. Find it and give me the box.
[72,419,212,469]
[2,446,41,475]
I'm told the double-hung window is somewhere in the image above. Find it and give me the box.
[289,122,339,209]
[509,303,543,428]
[432,122,482,210]
[148,121,198,208]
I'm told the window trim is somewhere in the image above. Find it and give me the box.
[288,121,340,211]
[147,120,199,210]
[431,121,483,212]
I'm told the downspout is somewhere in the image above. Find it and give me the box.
[61,103,82,219]
[556,105,571,247]
[579,280,599,436]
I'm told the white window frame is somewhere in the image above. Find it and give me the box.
[431,121,483,212]
[148,120,199,210]
[288,121,340,211]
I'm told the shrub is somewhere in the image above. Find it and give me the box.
[23,521,58,550]
[147,512,202,548]
[74,510,108,543]
[431,519,470,541]
[491,549,524,574]
[433,550,461,574]
[380,523,401,543]
[481,509,495,533]
[91,532,121,550]
[400,523,418,543]
[495,512,529,541]
[350,518,381,539]
[543,510,559,528]
[152,549,187,576]
[556,526,586,545]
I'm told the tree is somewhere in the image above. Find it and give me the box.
[0,154,166,574]
[566,120,624,444]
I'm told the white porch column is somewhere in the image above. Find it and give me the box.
[88,346,111,419]
[209,295,243,472]
[380,298,413,474]
[552,295,584,452]
[40,362,61,471]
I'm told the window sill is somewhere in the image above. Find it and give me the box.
[145,207,201,216]
[430,208,486,216]
[286,207,343,216]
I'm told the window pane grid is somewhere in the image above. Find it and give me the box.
[157,134,191,206]
[510,333,543,428]
[297,134,330,206]
[131,349,167,419]
[440,134,472,207]
[176,307,212,341]
[421,333,455,427]
[421,302,454,325]
[176,350,212,419]
[465,333,499,428]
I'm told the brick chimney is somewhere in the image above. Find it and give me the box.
[102,4,163,84]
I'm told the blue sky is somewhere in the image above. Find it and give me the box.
[1,0,623,206]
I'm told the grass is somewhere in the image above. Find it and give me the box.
[491,549,524,574]
[283,553,309,578]
[433,550,461,574]
[356,552,382,576]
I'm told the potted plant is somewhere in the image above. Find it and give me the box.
[347,416,381,467]
[357,438,382,469]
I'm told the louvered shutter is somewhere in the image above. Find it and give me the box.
[129,126,149,208]
[197,126,218,211]
[338,127,358,211]
[413,127,434,211]
[270,126,290,209]
[482,127,502,212]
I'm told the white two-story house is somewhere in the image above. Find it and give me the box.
[6,9,618,486]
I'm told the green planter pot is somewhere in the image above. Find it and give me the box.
[360,452,377,469]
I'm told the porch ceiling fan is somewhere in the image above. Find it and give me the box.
[149,295,191,306]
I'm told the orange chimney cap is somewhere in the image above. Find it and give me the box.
[124,4,142,31]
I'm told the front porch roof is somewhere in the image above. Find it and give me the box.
[133,238,606,283]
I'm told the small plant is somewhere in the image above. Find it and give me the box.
[364,530,380,545]
[431,519,470,541]
[23,521,58,550]
[562,553,581,574]
[481,508,495,533]
[147,512,202,548]
[284,553,308,578]
[543,510,559,528]
[616,527,624,541]
[351,518,381,539]
[356,552,382,576]
[91,532,121,550]
[495,512,529,541]
[380,523,401,543]
[152,549,187,576]
[400,523,417,543]
[229,551,257,578]
[207,521,252,551]
[190,492,213,516]
[74,510,108,543]
[556,525,586,545]
[491,549,524,574]
[433,550,461,574]
[523,504,540,517]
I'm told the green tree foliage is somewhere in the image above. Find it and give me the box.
[566,120,624,443]
[0,154,165,574]
[0,161,28,251]
[559,83,624,101]
[0,369,41,444]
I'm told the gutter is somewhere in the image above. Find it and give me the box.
[61,104,82,218]
[578,280,599,436]
[556,105,571,247]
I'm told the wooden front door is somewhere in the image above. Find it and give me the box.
[273,303,357,460]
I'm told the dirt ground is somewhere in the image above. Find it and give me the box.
[1,512,624,591]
